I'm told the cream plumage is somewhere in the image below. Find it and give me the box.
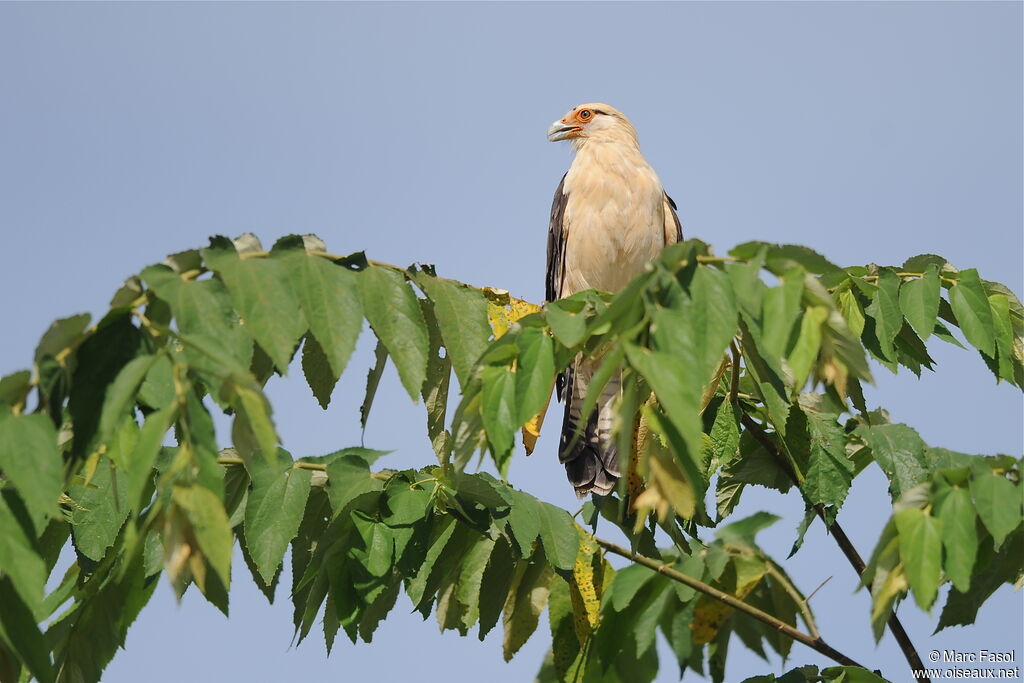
[546,103,682,497]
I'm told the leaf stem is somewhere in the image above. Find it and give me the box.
[594,537,866,670]
[739,414,932,683]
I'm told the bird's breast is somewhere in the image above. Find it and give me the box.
[561,152,665,296]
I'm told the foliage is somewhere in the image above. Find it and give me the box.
[0,234,1021,683]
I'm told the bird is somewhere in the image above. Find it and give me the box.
[546,103,683,498]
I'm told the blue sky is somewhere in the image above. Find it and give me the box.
[0,3,1021,682]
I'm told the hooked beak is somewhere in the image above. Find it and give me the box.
[547,119,582,142]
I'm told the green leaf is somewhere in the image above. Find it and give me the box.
[244,459,314,586]
[481,365,517,472]
[383,487,432,527]
[358,265,429,400]
[478,537,517,641]
[717,511,780,546]
[536,503,579,572]
[96,353,159,447]
[729,242,840,275]
[933,484,977,592]
[787,306,828,389]
[415,274,492,387]
[502,554,554,662]
[300,333,338,409]
[835,287,866,338]
[898,265,940,341]
[325,455,384,516]
[863,268,901,362]
[173,483,234,589]
[948,268,996,357]
[854,423,929,500]
[141,265,252,372]
[0,371,31,411]
[126,404,176,513]
[988,294,1021,385]
[0,414,62,533]
[514,327,556,427]
[137,354,175,409]
[970,466,1021,548]
[203,239,307,372]
[893,507,943,610]
[278,247,363,382]
[798,410,854,511]
[505,490,541,557]
[545,301,588,348]
[0,578,54,683]
[68,456,130,563]
[760,268,804,358]
[0,496,45,617]
[937,529,1022,631]
[360,341,388,431]
[68,313,144,458]
[609,564,654,612]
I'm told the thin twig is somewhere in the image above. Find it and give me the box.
[739,414,931,683]
[595,537,865,669]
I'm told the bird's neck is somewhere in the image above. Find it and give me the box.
[571,138,648,168]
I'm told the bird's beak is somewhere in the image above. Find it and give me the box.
[547,119,582,142]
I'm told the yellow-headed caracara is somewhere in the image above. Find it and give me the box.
[546,103,683,498]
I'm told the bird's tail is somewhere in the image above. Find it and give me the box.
[558,358,622,499]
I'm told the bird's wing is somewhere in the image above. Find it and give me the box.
[546,173,568,303]
[663,192,683,245]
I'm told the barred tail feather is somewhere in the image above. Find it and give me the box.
[558,361,621,498]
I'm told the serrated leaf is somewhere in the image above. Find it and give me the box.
[502,555,553,661]
[420,299,452,460]
[481,365,516,473]
[68,313,144,458]
[988,294,1020,385]
[893,507,942,610]
[96,353,159,447]
[141,265,252,373]
[863,268,901,362]
[301,333,338,409]
[0,496,46,618]
[970,466,1021,548]
[788,306,828,389]
[0,414,62,533]
[835,287,866,338]
[854,423,929,500]
[203,239,307,372]
[0,577,54,683]
[278,248,363,381]
[799,410,854,511]
[760,268,804,358]
[937,529,1022,631]
[514,327,556,427]
[478,537,516,641]
[360,341,388,431]
[415,274,491,388]
[506,490,541,557]
[126,404,176,513]
[948,268,996,357]
[172,483,234,590]
[898,265,940,341]
[244,459,314,585]
[68,456,130,563]
[325,455,384,517]
[358,265,429,400]
[933,484,977,592]
[537,502,580,572]
[609,564,654,612]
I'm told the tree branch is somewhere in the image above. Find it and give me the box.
[740,413,931,683]
[595,537,866,670]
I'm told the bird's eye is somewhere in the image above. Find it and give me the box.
[578,109,592,121]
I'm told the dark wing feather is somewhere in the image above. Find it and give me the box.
[665,191,683,243]
[546,173,568,302]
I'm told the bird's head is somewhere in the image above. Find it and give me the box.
[547,103,639,149]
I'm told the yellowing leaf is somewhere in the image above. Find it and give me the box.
[690,566,763,645]
[483,287,541,339]
[568,526,601,645]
